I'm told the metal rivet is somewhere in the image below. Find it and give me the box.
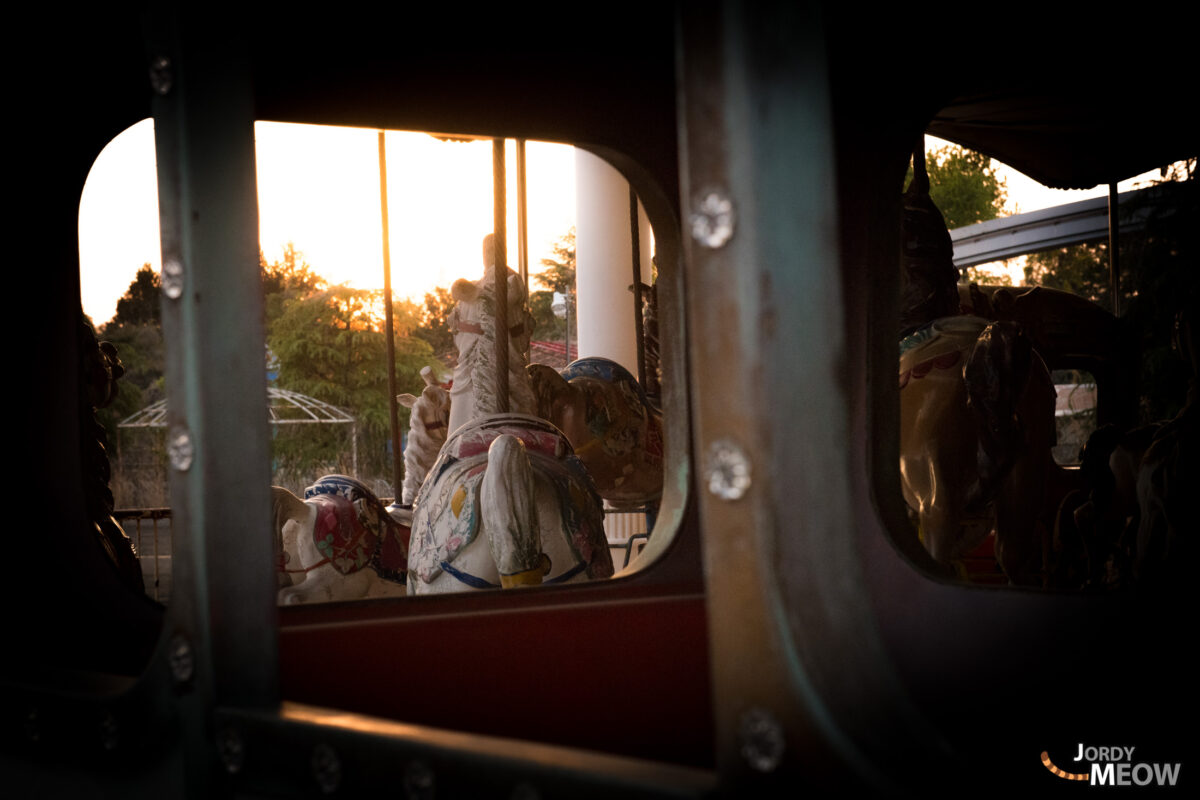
[510,782,540,800]
[168,428,194,472]
[149,55,172,95]
[25,708,39,744]
[100,712,119,752]
[705,439,751,501]
[312,744,342,794]
[739,707,785,773]
[217,726,245,774]
[162,258,184,299]
[690,190,736,249]
[403,760,435,800]
[168,633,194,684]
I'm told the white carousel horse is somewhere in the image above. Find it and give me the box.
[528,357,663,511]
[407,414,613,594]
[445,233,536,436]
[273,475,410,604]
[397,366,451,506]
[407,235,612,594]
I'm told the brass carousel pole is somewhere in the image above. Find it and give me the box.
[492,138,510,412]
[379,131,404,496]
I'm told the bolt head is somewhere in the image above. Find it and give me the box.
[739,707,785,773]
[404,760,435,800]
[218,726,245,774]
[162,258,184,299]
[705,439,752,501]
[311,744,342,794]
[168,429,194,472]
[690,190,736,249]
[168,633,194,684]
[149,55,172,95]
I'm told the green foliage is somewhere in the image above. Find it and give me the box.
[905,145,1008,230]
[529,227,577,343]
[261,242,325,327]
[1025,242,1110,307]
[112,264,162,327]
[268,285,436,483]
[413,286,456,357]
[534,227,576,294]
[97,267,166,457]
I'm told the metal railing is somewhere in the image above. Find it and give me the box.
[115,508,173,603]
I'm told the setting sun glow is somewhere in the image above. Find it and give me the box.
[79,120,576,326]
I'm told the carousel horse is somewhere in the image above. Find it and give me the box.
[1134,302,1198,586]
[273,475,410,604]
[408,234,613,594]
[80,315,144,594]
[445,233,536,436]
[528,357,663,510]
[898,148,1057,582]
[408,414,612,594]
[397,366,451,506]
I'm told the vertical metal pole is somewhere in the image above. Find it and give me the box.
[493,138,510,412]
[516,139,530,290]
[1108,182,1121,317]
[630,186,647,387]
[379,131,404,496]
[152,518,160,602]
[147,9,276,793]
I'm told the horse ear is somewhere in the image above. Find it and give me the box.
[451,278,479,303]
[397,393,418,408]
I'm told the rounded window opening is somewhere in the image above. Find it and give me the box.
[82,121,677,608]
[895,134,1195,590]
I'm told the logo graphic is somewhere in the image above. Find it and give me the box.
[1042,744,1182,787]
[1041,752,1088,781]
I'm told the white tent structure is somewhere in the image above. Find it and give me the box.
[119,387,359,475]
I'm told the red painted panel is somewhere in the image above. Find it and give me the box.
[279,593,713,768]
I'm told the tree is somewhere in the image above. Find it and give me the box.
[1025,166,1198,423]
[413,286,456,357]
[905,144,1008,230]
[96,267,166,456]
[262,242,324,327]
[268,285,436,483]
[1024,241,1110,307]
[535,227,576,294]
[112,264,162,327]
[530,227,577,342]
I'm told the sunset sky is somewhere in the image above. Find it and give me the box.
[77,125,1162,326]
[78,120,577,326]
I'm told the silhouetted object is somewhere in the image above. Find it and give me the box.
[898,147,1057,583]
[79,314,144,594]
[640,281,662,406]
[900,145,960,337]
[1135,299,1198,586]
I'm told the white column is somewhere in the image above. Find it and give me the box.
[574,149,651,376]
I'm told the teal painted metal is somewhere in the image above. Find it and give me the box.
[147,0,280,719]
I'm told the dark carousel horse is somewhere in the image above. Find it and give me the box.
[898,148,1057,583]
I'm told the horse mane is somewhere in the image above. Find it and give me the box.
[458,266,536,419]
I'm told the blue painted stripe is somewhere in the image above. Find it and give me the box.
[544,561,587,584]
[439,560,499,589]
